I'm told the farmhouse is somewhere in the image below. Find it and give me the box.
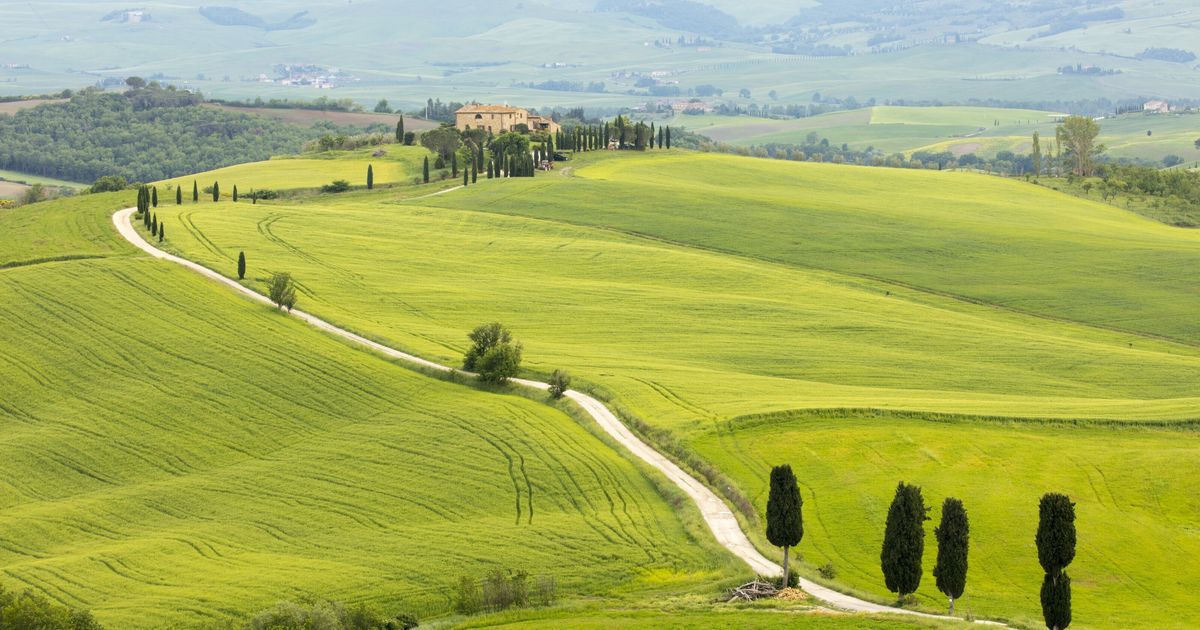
[1144,99,1171,113]
[455,104,560,135]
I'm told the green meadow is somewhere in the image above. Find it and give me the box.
[453,606,968,629]
[0,193,742,628]
[158,146,432,193]
[157,149,1200,627]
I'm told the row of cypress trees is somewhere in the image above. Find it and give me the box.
[135,186,165,242]
[767,469,1076,628]
[554,120,672,151]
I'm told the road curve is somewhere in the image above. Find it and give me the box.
[113,207,1000,623]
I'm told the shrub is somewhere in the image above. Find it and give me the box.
[0,583,103,629]
[456,576,481,615]
[321,180,351,193]
[481,569,531,612]
[770,568,799,588]
[818,562,837,580]
[245,599,409,630]
[548,369,570,398]
[255,189,280,200]
[90,175,128,193]
[268,272,297,311]
[534,575,557,607]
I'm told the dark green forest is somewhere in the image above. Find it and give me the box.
[0,86,334,183]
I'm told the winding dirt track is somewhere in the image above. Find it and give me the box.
[113,207,1001,623]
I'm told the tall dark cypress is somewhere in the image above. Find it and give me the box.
[367,164,374,190]
[880,482,929,600]
[193,180,199,202]
[233,185,238,202]
[237,251,246,280]
[452,152,458,178]
[658,126,664,149]
[666,126,672,149]
[463,168,468,186]
[423,156,430,183]
[176,186,182,205]
[471,164,477,184]
[213,182,220,202]
[151,214,157,235]
[151,186,158,208]
[765,464,803,585]
[1037,493,1076,630]
[650,122,656,149]
[158,222,164,242]
[396,115,405,143]
[933,498,969,614]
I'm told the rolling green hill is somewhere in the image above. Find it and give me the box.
[155,149,1200,628]
[0,193,741,628]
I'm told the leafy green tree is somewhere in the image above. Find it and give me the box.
[268,272,297,311]
[0,583,104,629]
[420,126,464,161]
[213,181,220,202]
[237,251,246,280]
[367,164,374,190]
[1057,116,1104,176]
[423,156,430,183]
[933,498,969,614]
[374,98,391,113]
[548,369,571,398]
[464,322,516,372]
[476,342,522,384]
[176,186,182,205]
[880,482,929,601]
[90,175,128,193]
[1036,493,1076,630]
[765,464,803,586]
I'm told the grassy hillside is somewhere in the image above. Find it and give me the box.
[158,149,1200,627]
[158,146,435,193]
[0,193,740,628]
[454,606,967,629]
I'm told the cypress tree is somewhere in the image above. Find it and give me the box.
[658,126,664,149]
[176,186,182,205]
[158,222,164,242]
[367,164,374,190]
[233,185,238,202]
[396,115,405,143]
[765,464,803,586]
[487,160,494,179]
[423,156,430,183]
[471,164,477,184]
[193,180,198,202]
[251,189,257,204]
[880,481,929,601]
[452,152,458,177]
[463,167,469,187]
[666,126,672,149]
[933,498,969,614]
[213,182,220,202]
[151,214,157,235]
[152,186,158,207]
[237,251,246,280]
[1037,493,1076,630]
[650,122,656,149]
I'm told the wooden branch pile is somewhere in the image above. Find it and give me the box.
[726,579,779,602]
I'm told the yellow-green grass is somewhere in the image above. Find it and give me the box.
[0,194,739,628]
[453,606,970,629]
[0,168,86,189]
[697,413,1200,629]
[157,145,436,193]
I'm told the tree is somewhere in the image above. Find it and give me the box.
[933,498,969,614]
[90,175,127,193]
[1032,132,1042,177]
[193,180,198,202]
[880,482,929,600]
[396,116,405,143]
[765,464,803,586]
[158,221,164,242]
[476,342,522,384]
[268,272,297,311]
[1194,137,1200,150]
[151,214,157,235]
[420,126,464,161]
[1037,493,1076,630]
[464,322,518,375]
[452,152,458,177]
[423,156,430,183]
[374,99,391,113]
[213,181,220,202]
[151,187,158,207]
[666,126,671,149]
[463,167,469,187]
[471,163,477,184]
[176,186,182,205]
[1057,116,1103,176]
[548,369,571,398]
[367,164,374,190]
[237,251,246,280]
[233,185,238,202]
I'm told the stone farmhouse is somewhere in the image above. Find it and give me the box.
[455,104,560,135]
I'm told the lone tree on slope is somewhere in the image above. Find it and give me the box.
[1037,493,1076,630]
[176,187,182,205]
[463,322,522,384]
[880,481,929,602]
[237,251,246,280]
[548,369,571,399]
[423,156,430,183]
[367,164,374,190]
[933,497,969,614]
[396,116,405,144]
[268,272,297,311]
[213,181,220,202]
[1056,116,1103,177]
[233,185,239,202]
[765,464,803,586]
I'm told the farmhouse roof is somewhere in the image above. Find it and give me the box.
[456,104,525,114]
